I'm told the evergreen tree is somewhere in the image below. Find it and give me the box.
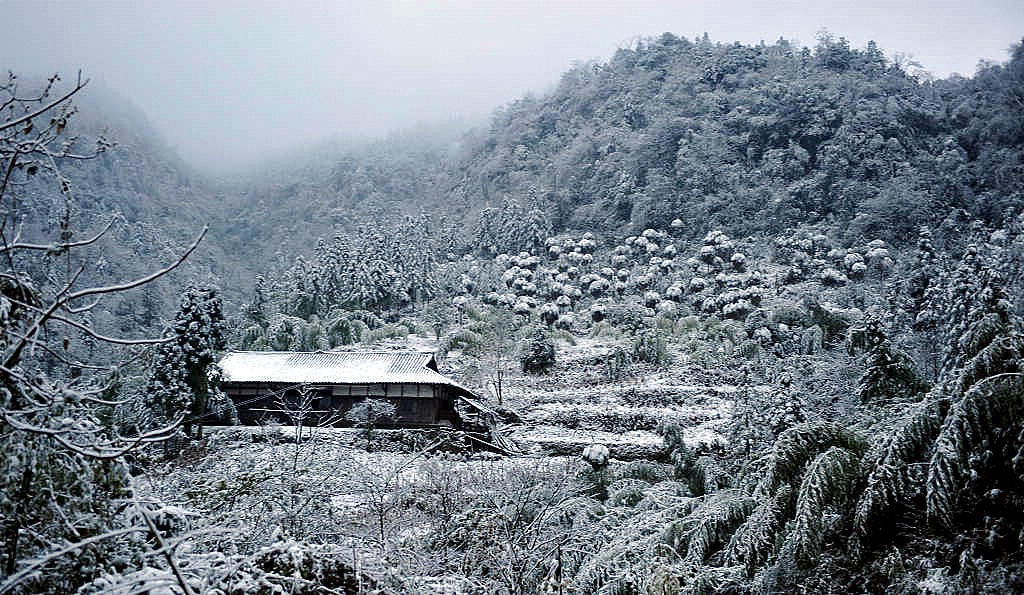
[942,243,984,366]
[521,329,556,374]
[145,285,227,440]
[857,313,930,403]
[245,274,268,327]
[856,266,1024,548]
[907,227,944,332]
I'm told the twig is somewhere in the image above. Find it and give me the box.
[0,527,145,594]
[0,72,87,133]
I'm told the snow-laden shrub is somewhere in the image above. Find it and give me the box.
[744,287,763,306]
[722,299,753,320]
[801,324,824,354]
[555,313,575,330]
[644,291,661,308]
[500,268,518,286]
[632,330,670,365]
[753,326,773,344]
[657,300,677,316]
[731,252,747,271]
[784,264,807,284]
[539,302,559,325]
[703,229,729,245]
[607,479,649,507]
[601,345,632,380]
[617,461,672,483]
[865,246,890,262]
[820,268,848,287]
[583,443,611,468]
[512,300,533,316]
[521,331,556,374]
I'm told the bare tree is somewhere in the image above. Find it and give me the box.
[0,72,206,592]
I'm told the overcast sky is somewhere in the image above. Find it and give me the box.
[2,0,1022,172]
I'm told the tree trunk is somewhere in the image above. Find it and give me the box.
[4,467,33,575]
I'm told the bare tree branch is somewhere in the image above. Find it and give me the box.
[0,72,87,133]
[0,215,118,254]
[67,225,208,302]
[0,526,145,594]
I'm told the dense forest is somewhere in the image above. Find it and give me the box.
[2,32,1024,593]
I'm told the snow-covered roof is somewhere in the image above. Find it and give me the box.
[219,350,469,391]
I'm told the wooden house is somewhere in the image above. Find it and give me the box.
[219,350,488,430]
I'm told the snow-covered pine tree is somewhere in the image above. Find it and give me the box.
[942,243,984,367]
[907,226,946,332]
[396,214,439,304]
[521,329,556,374]
[244,274,268,327]
[145,285,227,440]
[857,313,930,403]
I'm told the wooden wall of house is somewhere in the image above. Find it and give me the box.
[223,381,460,427]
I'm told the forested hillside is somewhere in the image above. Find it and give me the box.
[2,33,1024,594]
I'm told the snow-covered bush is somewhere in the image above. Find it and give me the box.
[521,331,556,374]
[555,313,576,330]
[583,444,610,469]
[820,267,848,287]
